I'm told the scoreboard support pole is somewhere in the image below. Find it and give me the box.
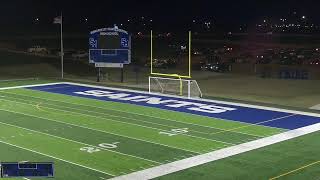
[96,67,101,82]
[121,68,124,83]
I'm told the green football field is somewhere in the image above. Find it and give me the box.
[0,80,318,180]
[0,81,320,180]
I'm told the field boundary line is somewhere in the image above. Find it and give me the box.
[3,90,266,138]
[0,97,235,146]
[0,139,115,177]
[0,107,199,155]
[210,114,296,135]
[110,122,320,180]
[0,119,161,165]
[66,82,320,118]
[269,160,320,180]
[0,82,63,90]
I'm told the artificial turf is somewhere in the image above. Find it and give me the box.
[0,85,283,179]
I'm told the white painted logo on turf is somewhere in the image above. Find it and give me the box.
[74,90,236,114]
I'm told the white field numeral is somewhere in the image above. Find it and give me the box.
[159,128,189,136]
[98,142,119,149]
[80,147,101,153]
[80,142,120,153]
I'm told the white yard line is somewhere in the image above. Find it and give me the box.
[111,122,320,180]
[0,140,115,177]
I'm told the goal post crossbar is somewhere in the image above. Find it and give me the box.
[150,30,192,79]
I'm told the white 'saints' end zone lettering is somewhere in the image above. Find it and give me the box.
[74,90,236,114]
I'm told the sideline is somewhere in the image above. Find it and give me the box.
[111,123,320,180]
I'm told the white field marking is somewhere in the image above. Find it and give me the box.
[1,91,265,138]
[23,178,31,180]
[0,140,115,177]
[0,98,235,146]
[0,108,199,155]
[111,122,320,180]
[0,120,161,165]
[209,114,296,135]
[66,82,320,118]
[310,104,320,110]
[36,99,217,137]
[33,85,74,91]
[0,82,63,91]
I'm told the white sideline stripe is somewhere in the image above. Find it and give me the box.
[0,140,115,177]
[0,82,63,90]
[65,82,320,118]
[111,122,320,180]
[310,104,320,110]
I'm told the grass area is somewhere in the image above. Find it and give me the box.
[157,131,320,180]
[0,83,283,179]
[0,78,57,88]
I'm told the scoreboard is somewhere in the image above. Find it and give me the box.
[0,162,54,178]
[98,32,121,49]
[89,28,131,66]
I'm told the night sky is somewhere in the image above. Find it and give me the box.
[0,1,319,29]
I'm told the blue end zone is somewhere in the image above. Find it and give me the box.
[26,83,320,130]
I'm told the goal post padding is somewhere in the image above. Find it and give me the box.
[149,76,202,98]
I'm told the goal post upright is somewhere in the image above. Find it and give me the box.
[150,30,192,79]
[188,30,191,78]
[149,30,201,98]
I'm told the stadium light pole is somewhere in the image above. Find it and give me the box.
[54,13,64,79]
[60,13,64,79]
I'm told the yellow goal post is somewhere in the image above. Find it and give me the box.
[149,30,202,98]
